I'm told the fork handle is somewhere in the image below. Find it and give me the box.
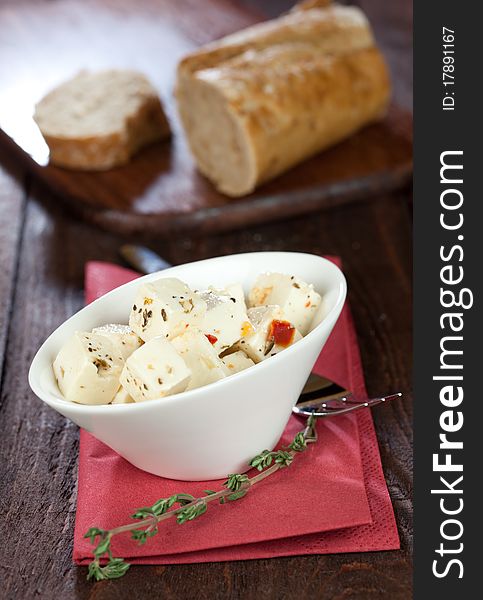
[293,393,402,418]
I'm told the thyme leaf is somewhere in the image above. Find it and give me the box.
[93,535,111,557]
[177,501,208,524]
[274,450,293,467]
[226,489,249,502]
[87,557,130,581]
[83,527,105,545]
[249,449,274,471]
[224,473,249,492]
[131,527,158,545]
[289,432,307,452]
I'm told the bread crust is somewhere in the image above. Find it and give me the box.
[176,2,391,196]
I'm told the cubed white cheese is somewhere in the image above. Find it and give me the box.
[120,337,191,402]
[92,323,142,361]
[53,331,124,405]
[129,278,207,342]
[171,330,226,390]
[236,305,302,363]
[208,283,247,310]
[226,283,247,309]
[248,273,321,335]
[111,385,135,404]
[221,350,255,375]
[199,289,249,354]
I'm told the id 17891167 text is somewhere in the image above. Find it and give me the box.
[442,27,455,111]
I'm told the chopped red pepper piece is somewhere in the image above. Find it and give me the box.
[205,334,218,345]
[268,320,295,348]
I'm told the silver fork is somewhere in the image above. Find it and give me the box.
[292,391,402,419]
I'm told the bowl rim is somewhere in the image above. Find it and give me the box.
[28,251,347,415]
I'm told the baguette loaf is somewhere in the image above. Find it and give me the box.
[176,1,390,196]
[34,70,170,170]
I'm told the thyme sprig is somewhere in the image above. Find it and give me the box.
[84,414,317,581]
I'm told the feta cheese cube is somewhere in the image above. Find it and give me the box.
[221,350,255,375]
[225,283,247,308]
[120,337,191,402]
[171,330,226,390]
[92,323,142,361]
[111,385,135,404]
[199,289,249,354]
[53,331,124,405]
[129,278,207,342]
[248,273,321,335]
[236,305,302,363]
[209,283,247,310]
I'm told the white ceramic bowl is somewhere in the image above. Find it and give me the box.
[29,252,346,481]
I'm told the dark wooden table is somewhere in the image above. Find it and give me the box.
[0,1,412,598]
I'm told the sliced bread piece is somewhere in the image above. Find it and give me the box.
[34,69,170,170]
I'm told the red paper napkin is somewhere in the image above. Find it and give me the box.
[73,259,399,564]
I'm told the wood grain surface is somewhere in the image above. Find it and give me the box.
[0,1,413,598]
[0,0,412,236]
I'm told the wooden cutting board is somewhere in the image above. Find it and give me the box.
[0,0,412,236]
